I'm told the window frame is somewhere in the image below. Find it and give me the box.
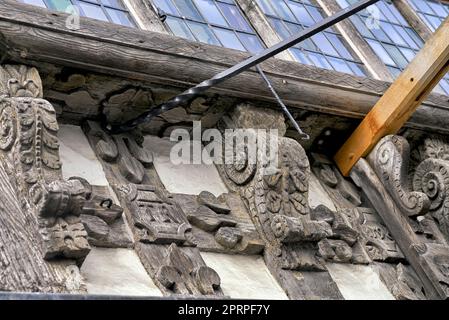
[151,0,266,53]
[20,0,139,28]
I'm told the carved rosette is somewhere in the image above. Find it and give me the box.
[370,135,430,217]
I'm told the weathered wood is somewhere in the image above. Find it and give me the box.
[121,0,166,33]
[335,17,449,176]
[173,192,264,255]
[1,1,449,134]
[0,64,90,293]
[316,0,394,81]
[234,0,294,62]
[350,158,448,299]
[0,161,85,293]
[394,0,433,41]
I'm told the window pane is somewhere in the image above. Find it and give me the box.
[218,2,252,32]
[78,2,109,22]
[106,9,135,27]
[193,0,228,26]
[212,27,246,51]
[158,0,263,54]
[166,16,196,40]
[21,0,46,8]
[237,33,264,53]
[187,21,221,45]
[46,0,72,11]
[172,0,203,21]
[255,0,367,76]
[153,0,179,15]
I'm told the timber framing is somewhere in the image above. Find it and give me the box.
[1,0,449,134]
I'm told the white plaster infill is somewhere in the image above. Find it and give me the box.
[58,124,109,186]
[81,248,162,297]
[143,135,228,197]
[327,263,395,300]
[201,252,288,300]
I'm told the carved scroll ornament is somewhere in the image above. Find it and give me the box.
[370,135,430,217]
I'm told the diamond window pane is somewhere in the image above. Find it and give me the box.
[153,0,264,53]
[255,0,368,76]
[18,0,136,27]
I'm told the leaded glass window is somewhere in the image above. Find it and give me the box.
[152,0,265,54]
[19,0,137,27]
[338,0,448,95]
[408,0,449,94]
[254,0,368,76]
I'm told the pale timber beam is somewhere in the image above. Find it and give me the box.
[122,0,167,33]
[234,0,295,62]
[1,0,449,135]
[335,16,449,176]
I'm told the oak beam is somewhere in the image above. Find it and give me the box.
[335,17,449,176]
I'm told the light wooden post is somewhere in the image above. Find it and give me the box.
[335,16,449,176]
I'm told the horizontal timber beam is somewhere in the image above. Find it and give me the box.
[0,0,449,134]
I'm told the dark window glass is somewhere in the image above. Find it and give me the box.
[255,0,368,76]
[153,0,265,54]
[19,0,137,27]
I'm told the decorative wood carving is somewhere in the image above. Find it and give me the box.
[117,184,191,245]
[352,135,449,299]
[137,243,223,297]
[0,65,91,261]
[370,135,430,217]
[173,192,264,255]
[83,120,153,184]
[375,263,426,300]
[85,117,224,297]
[77,179,133,248]
[411,137,449,243]
[311,153,361,208]
[217,109,343,299]
[0,64,87,292]
[116,184,224,297]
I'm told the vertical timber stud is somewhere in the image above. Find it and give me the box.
[335,16,449,176]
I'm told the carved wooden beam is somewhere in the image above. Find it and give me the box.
[0,64,94,293]
[335,17,449,176]
[1,0,449,134]
[350,135,449,300]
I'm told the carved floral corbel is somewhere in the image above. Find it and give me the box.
[0,65,91,261]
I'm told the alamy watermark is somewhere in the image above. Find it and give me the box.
[169,121,280,176]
